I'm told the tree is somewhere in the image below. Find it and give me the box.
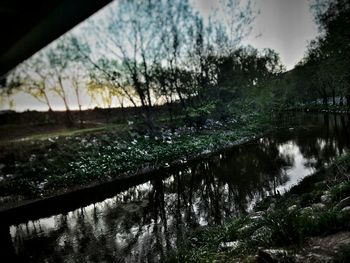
[81,0,257,132]
[47,35,92,126]
[87,58,139,108]
[308,0,350,104]
[84,0,168,134]
[6,53,55,113]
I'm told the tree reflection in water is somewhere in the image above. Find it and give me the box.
[7,113,350,262]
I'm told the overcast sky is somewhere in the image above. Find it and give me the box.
[194,0,319,70]
[2,0,319,112]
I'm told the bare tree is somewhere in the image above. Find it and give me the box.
[8,54,55,112]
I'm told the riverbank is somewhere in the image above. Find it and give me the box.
[168,153,350,262]
[0,111,277,212]
[283,104,350,115]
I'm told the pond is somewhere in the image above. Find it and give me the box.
[2,113,350,262]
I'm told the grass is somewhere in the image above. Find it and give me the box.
[170,208,350,262]
[0,116,260,201]
[330,181,350,203]
[1,124,124,144]
[284,103,350,113]
[335,244,350,263]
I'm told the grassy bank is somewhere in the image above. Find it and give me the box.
[0,111,276,207]
[168,153,350,262]
[283,103,350,114]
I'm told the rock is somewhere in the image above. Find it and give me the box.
[255,249,275,263]
[255,249,290,263]
[219,240,241,251]
[341,206,350,213]
[335,196,350,210]
[312,203,326,210]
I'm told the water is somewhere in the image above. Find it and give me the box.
[2,113,350,262]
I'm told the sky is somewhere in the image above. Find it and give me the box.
[194,0,319,70]
[1,0,319,112]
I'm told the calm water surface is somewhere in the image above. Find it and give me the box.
[3,113,350,262]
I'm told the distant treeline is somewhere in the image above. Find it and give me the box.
[0,105,171,126]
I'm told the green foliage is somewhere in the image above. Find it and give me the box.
[0,119,260,197]
[263,208,350,246]
[334,244,350,263]
[330,182,350,203]
[187,102,216,119]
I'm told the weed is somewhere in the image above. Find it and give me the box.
[334,244,350,263]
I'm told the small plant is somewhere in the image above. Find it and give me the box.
[334,244,350,263]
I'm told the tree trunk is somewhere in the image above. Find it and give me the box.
[58,76,74,126]
[133,72,157,135]
[65,110,74,127]
[346,95,350,106]
[78,105,83,128]
[144,106,157,136]
[323,96,328,106]
[74,84,83,128]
